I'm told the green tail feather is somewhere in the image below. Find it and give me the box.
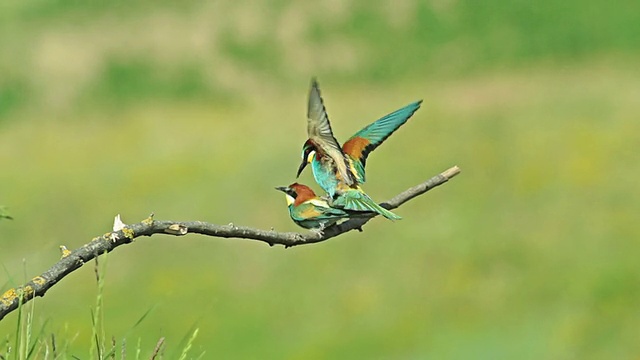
[333,190,401,221]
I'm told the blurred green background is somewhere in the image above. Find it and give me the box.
[1,0,639,358]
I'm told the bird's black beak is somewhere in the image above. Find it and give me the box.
[296,160,308,178]
[275,186,288,193]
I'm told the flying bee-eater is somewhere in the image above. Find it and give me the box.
[296,79,420,220]
[275,183,375,232]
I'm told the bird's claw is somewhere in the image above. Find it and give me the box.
[310,228,324,237]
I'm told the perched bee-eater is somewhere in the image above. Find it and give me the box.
[296,79,420,220]
[275,183,374,232]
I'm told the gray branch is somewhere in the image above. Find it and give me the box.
[0,166,460,321]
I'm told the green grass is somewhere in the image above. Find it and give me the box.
[1,257,203,359]
[0,61,638,358]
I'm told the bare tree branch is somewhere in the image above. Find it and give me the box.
[0,166,460,321]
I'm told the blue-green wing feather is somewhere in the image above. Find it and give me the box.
[348,100,422,148]
[342,100,422,182]
[332,190,401,221]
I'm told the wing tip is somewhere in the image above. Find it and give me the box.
[310,77,320,91]
[409,99,423,112]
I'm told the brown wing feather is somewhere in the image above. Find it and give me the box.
[307,79,356,186]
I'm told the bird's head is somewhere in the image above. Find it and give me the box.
[275,183,317,206]
[297,140,316,178]
[275,185,296,206]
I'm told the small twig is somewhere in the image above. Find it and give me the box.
[51,334,57,359]
[0,166,460,321]
[150,337,165,360]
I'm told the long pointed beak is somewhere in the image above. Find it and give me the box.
[296,160,308,178]
[275,186,288,193]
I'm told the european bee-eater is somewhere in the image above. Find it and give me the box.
[296,79,420,220]
[275,183,374,231]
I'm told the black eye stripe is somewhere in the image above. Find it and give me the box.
[302,146,311,157]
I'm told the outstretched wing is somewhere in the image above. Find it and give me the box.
[342,100,422,182]
[307,78,357,186]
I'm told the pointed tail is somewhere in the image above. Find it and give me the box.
[332,189,401,221]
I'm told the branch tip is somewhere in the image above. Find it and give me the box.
[442,165,461,179]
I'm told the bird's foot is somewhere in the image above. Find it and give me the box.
[310,228,324,238]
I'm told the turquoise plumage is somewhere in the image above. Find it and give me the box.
[296,79,421,220]
[331,189,401,221]
[276,183,373,231]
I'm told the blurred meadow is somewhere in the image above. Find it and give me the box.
[1,0,639,358]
